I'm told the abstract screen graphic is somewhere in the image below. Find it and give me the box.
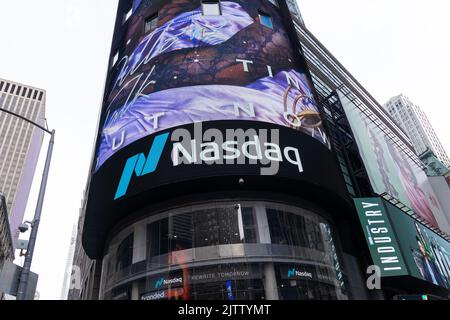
[338,91,445,230]
[96,0,328,171]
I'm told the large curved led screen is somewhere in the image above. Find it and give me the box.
[339,91,448,231]
[96,0,328,171]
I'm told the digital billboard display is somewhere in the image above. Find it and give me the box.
[354,198,450,290]
[82,1,349,258]
[96,0,329,171]
[338,91,449,231]
[83,120,349,257]
[386,201,450,289]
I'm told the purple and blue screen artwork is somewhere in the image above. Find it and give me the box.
[97,0,328,170]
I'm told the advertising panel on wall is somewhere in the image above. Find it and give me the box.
[96,0,329,171]
[338,90,449,232]
[140,264,262,300]
[386,201,450,289]
[354,198,450,290]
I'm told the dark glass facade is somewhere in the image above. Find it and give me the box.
[70,0,450,302]
[77,0,362,301]
[100,201,348,300]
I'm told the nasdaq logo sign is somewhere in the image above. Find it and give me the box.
[114,123,305,200]
[153,276,183,289]
[287,268,296,278]
[114,133,169,200]
[154,278,165,289]
[287,268,313,279]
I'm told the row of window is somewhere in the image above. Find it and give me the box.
[113,204,331,273]
[0,81,44,101]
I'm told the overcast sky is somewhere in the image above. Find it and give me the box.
[0,0,449,300]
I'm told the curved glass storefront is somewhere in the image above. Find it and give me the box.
[100,201,348,300]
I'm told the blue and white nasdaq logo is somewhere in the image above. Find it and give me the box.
[114,125,304,200]
[114,133,169,200]
[287,268,313,279]
[154,278,165,289]
[153,276,183,289]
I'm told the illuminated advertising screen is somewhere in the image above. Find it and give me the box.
[83,1,349,258]
[83,120,349,257]
[355,198,450,289]
[338,91,449,231]
[140,264,262,300]
[96,0,328,171]
[386,201,450,289]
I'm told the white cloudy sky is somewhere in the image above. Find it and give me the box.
[0,0,449,300]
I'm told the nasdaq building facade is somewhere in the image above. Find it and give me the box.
[79,0,358,300]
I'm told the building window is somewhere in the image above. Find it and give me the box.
[147,218,169,257]
[202,1,221,16]
[146,205,259,259]
[267,208,325,251]
[144,14,159,33]
[241,207,258,243]
[116,234,133,272]
[258,12,273,29]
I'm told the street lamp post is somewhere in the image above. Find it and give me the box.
[0,107,55,300]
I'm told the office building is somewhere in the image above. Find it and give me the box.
[294,20,450,298]
[384,94,450,168]
[420,149,449,178]
[68,194,102,300]
[72,0,450,300]
[0,78,46,242]
[0,193,13,272]
[60,223,78,300]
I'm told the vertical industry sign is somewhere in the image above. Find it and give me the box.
[353,198,408,277]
